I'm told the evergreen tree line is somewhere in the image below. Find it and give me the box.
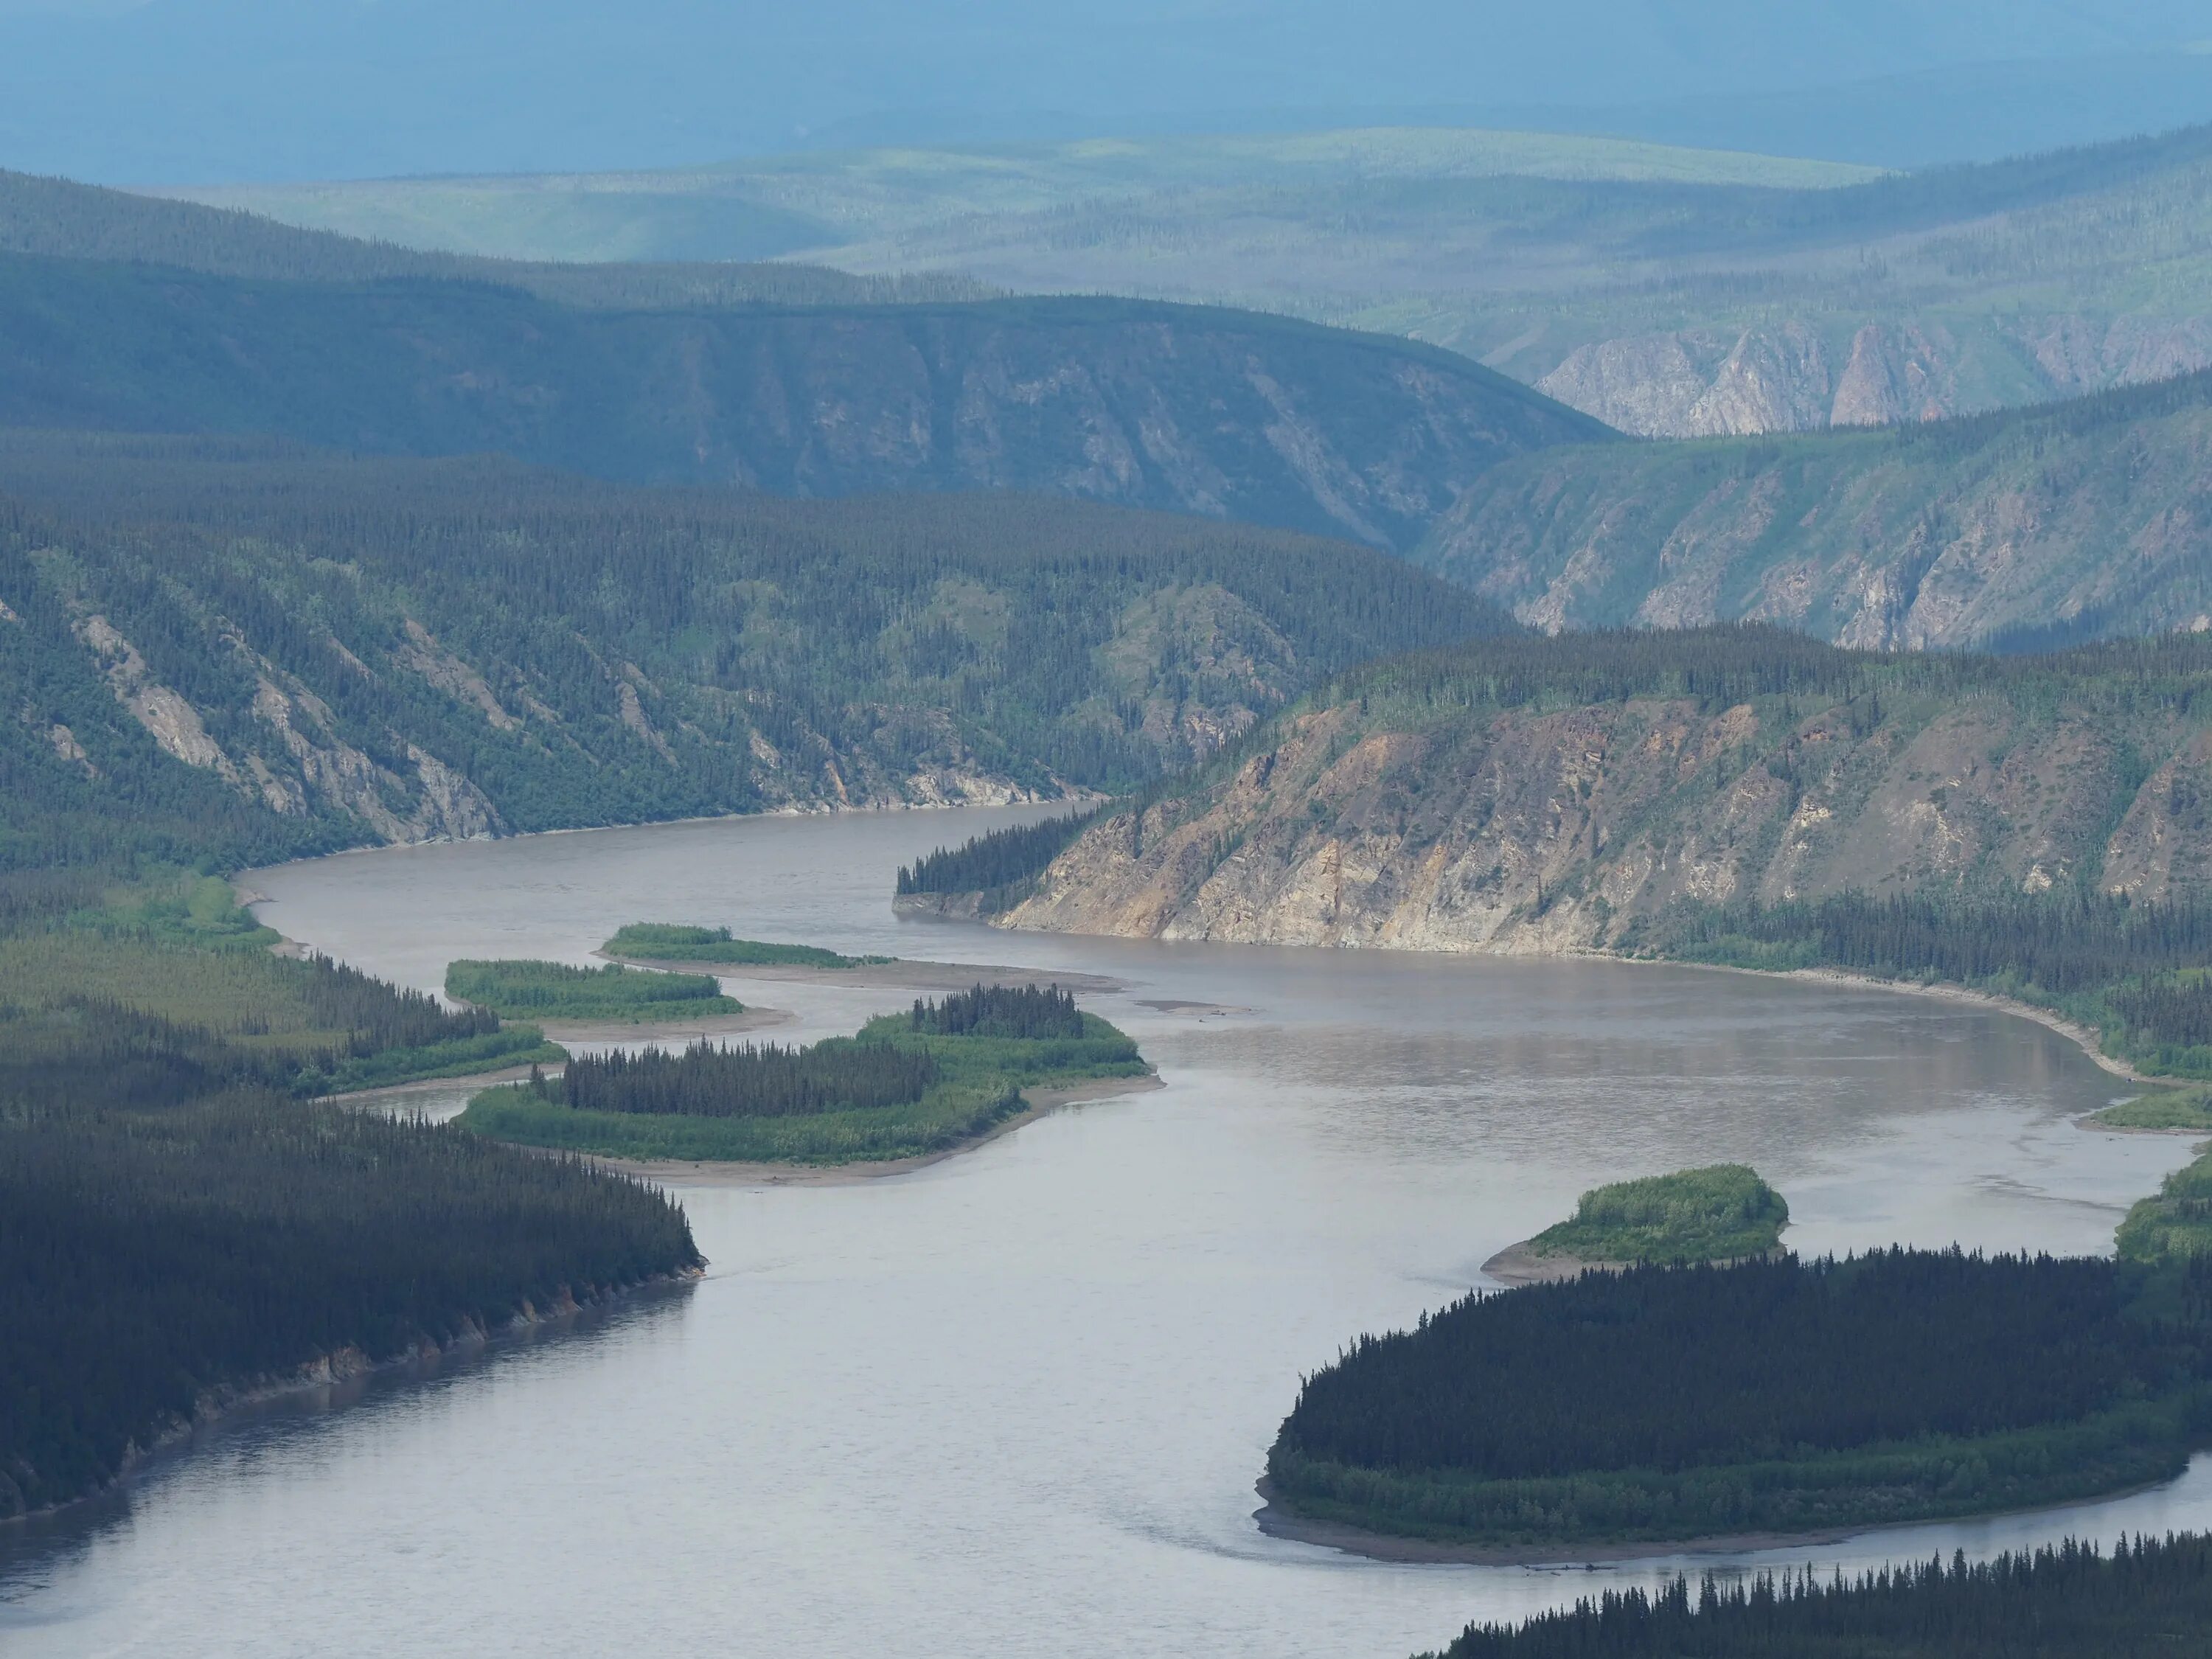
[1274,1250,2212,1484]
[552,1038,939,1119]
[1436,1534,2212,1659]
[908,984,1085,1040]
[1656,890,2212,1004]
[0,1002,702,1519]
[897,808,1104,899]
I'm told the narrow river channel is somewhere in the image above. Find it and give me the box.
[5,806,2208,1659]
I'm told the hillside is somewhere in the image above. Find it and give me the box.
[0,243,1605,551]
[1416,372,2212,650]
[0,434,1509,871]
[992,628,2212,959]
[178,122,2212,435]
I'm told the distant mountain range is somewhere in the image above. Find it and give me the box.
[177,120,2212,441]
[0,171,1605,552]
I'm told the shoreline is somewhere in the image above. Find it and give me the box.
[602,950,1123,995]
[1250,1478,1861,1565]
[591,1072,1166,1188]
[4,1268,700,1528]
[1251,1470,2188,1568]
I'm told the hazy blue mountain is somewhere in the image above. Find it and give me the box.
[1,1,2208,182]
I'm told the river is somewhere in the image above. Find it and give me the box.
[4,805,2208,1658]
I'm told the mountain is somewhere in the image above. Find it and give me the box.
[0,434,1512,872]
[1414,370,2212,651]
[1,0,2207,184]
[985,627,2212,956]
[0,174,1607,549]
[183,121,2212,439]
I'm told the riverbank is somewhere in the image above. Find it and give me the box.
[591,1073,1166,1188]
[6,1266,701,1526]
[1250,1476,1865,1565]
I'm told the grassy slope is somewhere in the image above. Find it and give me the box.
[458,1012,1148,1164]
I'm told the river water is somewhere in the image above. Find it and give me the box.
[6,806,2211,1659]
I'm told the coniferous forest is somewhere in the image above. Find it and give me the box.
[0,1000,702,1518]
[1268,1250,2212,1547]
[1433,1535,2212,1659]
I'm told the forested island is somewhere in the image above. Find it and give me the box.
[0,872,703,1520]
[445,957,740,1023]
[1266,1248,2212,1553]
[458,983,1150,1165]
[601,924,888,971]
[1430,1534,2212,1659]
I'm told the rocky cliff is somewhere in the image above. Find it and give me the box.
[995,631,2212,954]
[1418,372,2212,650]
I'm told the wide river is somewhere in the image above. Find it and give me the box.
[6,806,2211,1658]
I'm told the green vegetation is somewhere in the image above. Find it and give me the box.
[897,809,1105,911]
[0,434,1513,874]
[444,959,739,1024]
[0,990,701,1519]
[1267,1250,2212,1548]
[1431,1534,2212,1659]
[2096,1086,2212,1131]
[1422,370,2212,650]
[460,984,1147,1164]
[1526,1166,1787,1265]
[2118,1149,2212,1265]
[602,925,888,970]
[0,877,562,1096]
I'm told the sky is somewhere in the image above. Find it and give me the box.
[2,0,2211,182]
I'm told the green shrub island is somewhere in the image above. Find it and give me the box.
[2096,1085,2212,1133]
[445,958,740,1023]
[1527,1166,1788,1265]
[2118,1146,2212,1264]
[1267,1248,2212,1549]
[459,982,1149,1164]
[602,924,889,970]
[1431,1534,2212,1659]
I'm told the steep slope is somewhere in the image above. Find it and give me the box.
[0,434,1511,870]
[0,248,1606,551]
[997,629,2212,954]
[1416,372,2212,650]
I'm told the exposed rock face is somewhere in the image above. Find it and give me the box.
[1419,380,2212,650]
[998,675,2207,955]
[1536,315,2212,438]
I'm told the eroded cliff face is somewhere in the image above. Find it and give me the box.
[1419,386,2212,650]
[1000,686,2200,953]
[1535,315,2212,438]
